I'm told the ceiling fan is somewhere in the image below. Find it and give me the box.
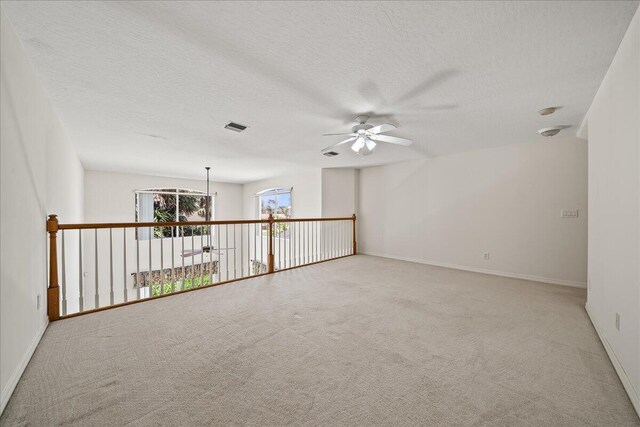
[181,246,235,258]
[321,115,412,156]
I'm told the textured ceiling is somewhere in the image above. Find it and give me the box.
[2,1,638,183]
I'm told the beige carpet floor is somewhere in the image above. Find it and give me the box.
[2,255,638,426]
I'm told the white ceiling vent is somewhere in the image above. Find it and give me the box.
[224,122,248,132]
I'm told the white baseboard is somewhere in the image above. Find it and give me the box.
[585,304,640,417]
[1,321,48,414]
[359,252,587,288]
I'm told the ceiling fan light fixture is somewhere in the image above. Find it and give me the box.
[362,140,376,156]
[321,115,412,156]
[351,136,366,153]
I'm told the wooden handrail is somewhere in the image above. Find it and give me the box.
[263,217,354,223]
[57,216,354,230]
[352,213,357,255]
[47,214,357,322]
[58,219,268,230]
[267,214,274,273]
[47,215,60,321]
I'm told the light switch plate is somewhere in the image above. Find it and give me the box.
[561,210,578,218]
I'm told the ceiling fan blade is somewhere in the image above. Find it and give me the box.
[393,69,458,107]
[361,139,376,156]
[369,134,413,146]
[321,136,357,152]
[322,133,356,137]
[181,249,203,257]
[366,123,397,134]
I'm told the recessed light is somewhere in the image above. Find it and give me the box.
[224,122,247,132]
[538,106,560,116]
[323,151,339,157]
[538,126,570,137]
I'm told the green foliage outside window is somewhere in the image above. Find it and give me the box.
[259,191,291,237]
[150,276,213,296]
[136,189,213,239]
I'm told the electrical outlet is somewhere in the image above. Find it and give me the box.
[615,313,620,331]
[37,294,41,310]
[483,252,490,260]
[561,210,578,218]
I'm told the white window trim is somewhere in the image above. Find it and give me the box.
[134,188,217,239]
[254,187,293,219]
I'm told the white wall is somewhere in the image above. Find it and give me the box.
[241,168,358,220]
[321,168,358,218]
[584,7,639,414]
[1,10,84,412]
[359,137,588,287]
[84,170,243,223]
[242,170,322,219]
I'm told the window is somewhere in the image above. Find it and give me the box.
[135,188,215,239]
[256,188,292,220]
[256,188,292,235]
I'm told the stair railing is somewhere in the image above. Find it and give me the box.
[46,214,356,321]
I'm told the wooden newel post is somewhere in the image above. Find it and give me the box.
[352,213,357,255]
[267,214,275,273]
[47,214,60,321]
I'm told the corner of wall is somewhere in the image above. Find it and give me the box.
[576,114,589,140]
[585,5,640,417]
[585,305,640,415]
[0,10,84,414]
[0,321,48,413]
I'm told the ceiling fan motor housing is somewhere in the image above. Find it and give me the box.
[352,123,373,133]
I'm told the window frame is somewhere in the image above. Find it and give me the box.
[134,188,216,239]
[255,187,293,220]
